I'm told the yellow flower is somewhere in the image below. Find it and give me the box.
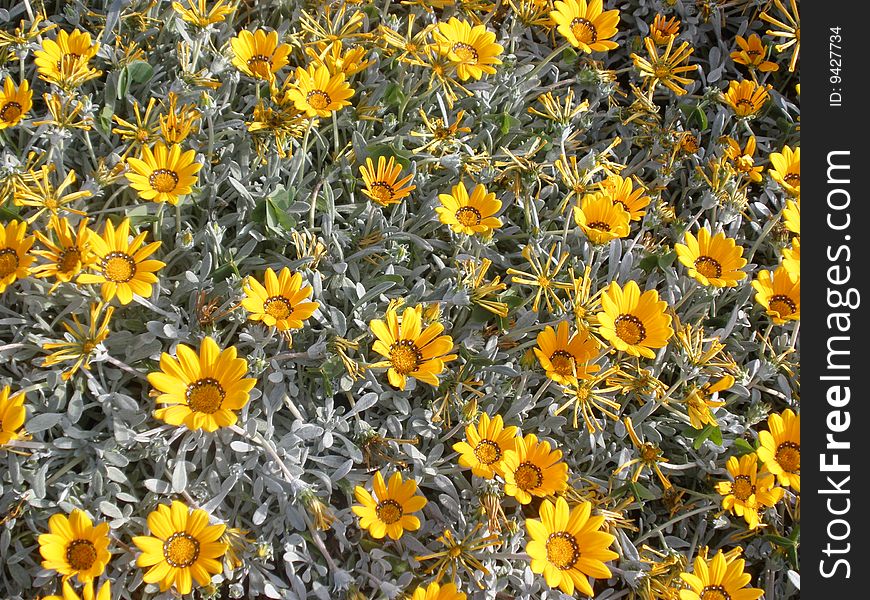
[132,501,228,594]
[33,29,101,88]
[241,267,319,331]
[715,454,784,530]
[0,385,26,446]
[723,136,764,182]
[679,549,764,600]
[44,579,111,600]
[172,0,235,27]
[502,433,569,504]
[550,0,620,53]
[751,266,800,325]
[38,509,112,583]
[32,216,95,290]
[369,304,457,390]
[453,413,519,479]
[597,281,673,359]
[352,471,428,540]
[359,155,416,206]
[0,76,32,129]
[112,98,160,149]
[768,145,800,197]
[631,35,698,96]
[573,192,631,244]
[306,40,373,78]
[760,0,800,72]
[684,375,732,429]
[782,237,800,279]
[286,64,355,118]
[77,218,165,305]
[722,80,770,117]
[782,198,800,235]
[13,166,92,222]
[507,244,573,313]
[526,496,618,596]
[42,302,114,381]
[410,582,467,600]
[433,17,504,81]
[0,219,35,294]
[126,142,202,205]
[731,34,779,73]
[230,29,291,82]
[147,337,257,432]
[756,408,800,492]
[534,321,600,386]
[159,93,201,144]
[599,173,651,221]
[674,227,747,287]
[436,181,502,236]
[649,14,680,45]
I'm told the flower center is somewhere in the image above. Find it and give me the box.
[369,181,395,205]
[694,255,722,279]
[186,378,225,414]
[545,532,580,570]
[570,18,598,44]
[58,247,83,274]
[586,220,611,231]
[474,439,501,465]
[769,294,797,317]
[0,248,19,278]
[451,42,479,63]
[700,585,731,600]
[735,98,754,112]
[101,251,136,283]
[614,314,647,345]
[264,295,292,320]
[149,168,179,193]
[640,443,661,463]
[455,206,482,227]
[783,173,800,185]
[163,532,200,568]
[307,90,332,110]
[653,63,672,79]
[389,340,422,375]
[376,499,403,524]
[0,102,22,122]
[731,475,755,501]
[775,441,800,473]
[246,54,273,78]
[549,350,576,377]
[513,461,543,490]
[66,539,97,571]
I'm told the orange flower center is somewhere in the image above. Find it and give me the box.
[700,585,731,600]
[735,98,755,113]
[101,252,136,283]
[775,442,800,473]
[694,255,722,279]
[731,475,755,501]
[389,340,422,375]
[66,539,97,571]
[768,294,797,317]
[306,90,332,110]
[586,220,611,231]
[614,314,647,345]
[264,295,292,320]
[783,173,800,185]
[376,499,403,524]
[570,18,598,44]
[369,181,395,205]
[246,54,273,78]
[455,206,482,227]
[451,42,479,63]
[149,168,179,193]
[163,532,200,568]
[549,350,575,377]
[513,461,543,490]
[58,247,82,274]
[186,378,225,414]
[546,531,580,570]
[474,439,501,465]
[0,101,22,122]
[0,248,19,278]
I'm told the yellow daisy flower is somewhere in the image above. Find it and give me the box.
[38,509,112,583]
[679,549,764,600]
[132,501,228,595]
[433,17,504,81]
[782,237,799,279]
[77,218,165,305]
[600,173,651,221]
[631,35,698,96]
[782,198,800,235]
[723,136,764,183]
[597,281,673,359]
[731,34,779,73]
[674,227,747,287]
[230,29,291,82]
[32,216,94,292]
[751,266,800,325]
[452,412,519,479]
[756,408,800,492]
[684,375,732,429]
[436,181,502,236]
[242,267,319,331]
[369,303,457,390]
[649,14,680,45]
[502,433,569,504]
[550,0,620,53]
[410,582,466,600]
[0,219,35,294]
[722,80,770,117]
[359,155,416,206]
[526,496,618,596]
[33,29,101,88]
[13,165,92,221]
[172,0,235,27]
[573,192,631,245]
[533,320,600,386]
[42,302,114,381]
[44,580,111,600]
[715,453,784,530]
[768,145,800,197]
[287,64,355,118]
[352,471,428,540]
[0,76,32,129]
[147,336,257,432]
[126,142,202,205]
[0,385,26,446]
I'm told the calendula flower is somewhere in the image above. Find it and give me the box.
[502,433,569,504]
[679,549,764,600]
[369,304,457,390]
[723,136,764,182]
[433,17,504,81]
[550,0,620,53]
[359,155,416,206]
[132,501,228,594]
[597,281,673,359]
[573,192,631,244]
[453,413,519,479]
[722,80,770,117]
[768,145,800,197]
[631,35,698,96]
[44,580,111,600]
[230,29,291,82]
[33,29,102,88]
[0,385,26,446]
[534,321,600,386]
[649,14,680,45]
[715,454,784,530]
[731,34,779,73]
[436,181,502,236]
[600,174,651,221]
[0,219,35,294]
[147,337,257,432]
[0,76,32,129]
[32,217,94,291]
[751,266,800,325]
[684,375,733,429]
[410,582,466,600]
[77,218,165,305]
[352,471,428,540]
[172,0,235,27]
[756,408,800,492]
[782,237,800,279]
[674,227,747,287]
[287,64,355,118]
[126,142,202,205]
[42,302,114,380]
[782,198,800,234]
[13,166,92,222]
[526,496,618,596]
[38,509,112,583]
[242,267,319,331]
